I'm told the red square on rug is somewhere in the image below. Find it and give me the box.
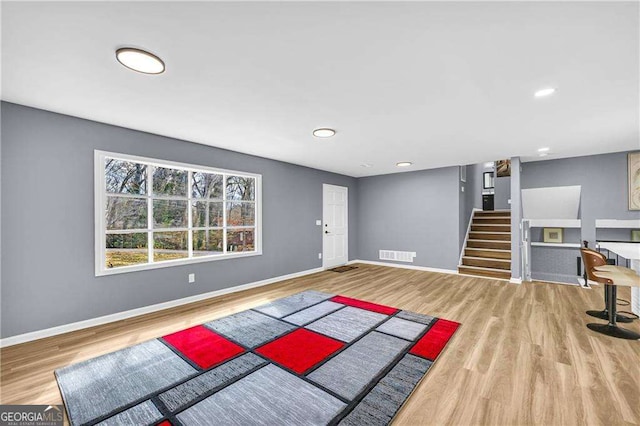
[255,328,344,374]
[163,325,244,369]
[330,295,399,315]
[410,319,460,360]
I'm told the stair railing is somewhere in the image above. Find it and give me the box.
[459,208,482,267]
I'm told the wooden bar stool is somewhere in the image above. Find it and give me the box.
[587,266,640,340]
[580,248,633,323]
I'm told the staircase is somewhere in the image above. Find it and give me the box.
[458,210,512,280]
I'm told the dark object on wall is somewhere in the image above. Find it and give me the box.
[482,194,494,211]
[482,172,494,189]
[495,159,511,177]
[577,256,582,276]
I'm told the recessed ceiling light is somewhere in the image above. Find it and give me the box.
[539,153,549,157]
[537,147,550,153]
[312,128,336,138]
[360,163,372,168]
[534,87,556,98]
[116,48,165,74]
[396,162,412,167]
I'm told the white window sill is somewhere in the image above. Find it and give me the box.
[95,250,263,277]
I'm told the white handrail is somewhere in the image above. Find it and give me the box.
[459,208,482,266]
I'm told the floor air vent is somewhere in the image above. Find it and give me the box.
[379,250,416,263]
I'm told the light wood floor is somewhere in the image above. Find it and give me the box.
[1,263,639,425]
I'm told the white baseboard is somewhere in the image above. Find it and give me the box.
[348,259,458,275]
[0,267,323,348]
[509,278,522,284]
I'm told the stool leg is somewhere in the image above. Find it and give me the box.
[608,285,616,327]
[587,284,640,340]
[586,284,633,323]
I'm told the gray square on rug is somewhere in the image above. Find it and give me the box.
[205,309,296,348]
[95,400,162,426]
[253,290,335,318]
[158,353,267,412]
[305,306,387,342]
[396,310,436,325]
[307,331,410,400]
[283,301,345,326]
[55,339,196,426]
[376,317,427,341]
[177,364,346,426]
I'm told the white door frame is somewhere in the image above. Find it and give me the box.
[322,184,349,269]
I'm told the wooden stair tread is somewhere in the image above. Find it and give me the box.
[474,218,511,224]
[459,264,511,271]
[467,240,511,249]
[463,256,510,262]
[458,265,511,279]
[465,248,511,260]
[469,231,511,234]
[462,256,511,270]
[465,247,510,252]
[471,225,511,232]
[474,210,511,217]
[468,232,511,241]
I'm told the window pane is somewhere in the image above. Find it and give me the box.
[106,197,147,230]
[105,159,147,195]
[192,172,223,199]
[154,231,188,261]
[227,229,255,252]
[226,202,255,226]
[106,233,148,268]
[192,201,223,228]
[193,230,223,256]
[152,167,187,197]
[226,176,255,201]
[153,200,188,228]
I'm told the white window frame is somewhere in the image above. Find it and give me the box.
[95,150,262,276]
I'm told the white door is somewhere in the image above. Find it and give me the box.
[323,184,348,268]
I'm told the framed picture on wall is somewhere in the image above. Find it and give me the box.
[496,159,511,177]
[483,172,494,189]
[543,228,563,243]
[631,230,640,242]
[629,152,640,210]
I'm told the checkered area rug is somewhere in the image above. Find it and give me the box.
[55,291,460,426]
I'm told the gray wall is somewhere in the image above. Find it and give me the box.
[522,151,639,282]
[510,156,522,280]
[494,174,511,210]
[474,163,489,211]
[522,151,639,244]
[460,163,482,250]
[356,166,461,271]
[4,102,635,338]
[0,102,358,338]
[458,167,466,250]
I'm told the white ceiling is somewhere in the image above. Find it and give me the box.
[2,1,638,177]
